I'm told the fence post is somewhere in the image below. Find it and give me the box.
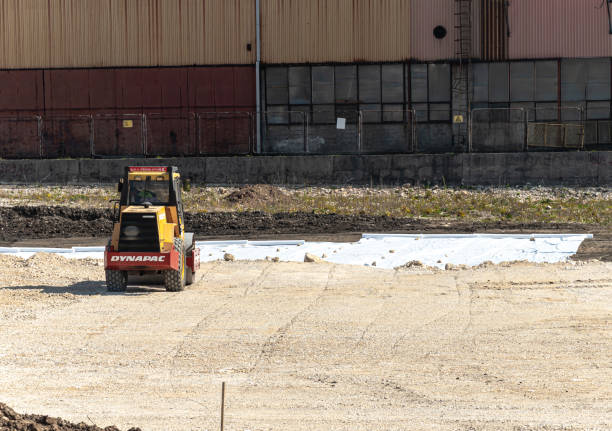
[37,116,43,159]
[142,114,148,157]
[89,115,94,158]
[468,110,473,153]
[302,111,308,154]
[357,111,363,154]
[523,108,529,152]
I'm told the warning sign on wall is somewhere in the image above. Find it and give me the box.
[122,120,134,128]
[453,115,464,124]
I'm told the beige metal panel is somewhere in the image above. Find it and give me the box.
[261,0,411,63]
[0,0,255,69]
[509,0,612,59]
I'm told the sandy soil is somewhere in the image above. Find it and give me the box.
[0,255,611,431]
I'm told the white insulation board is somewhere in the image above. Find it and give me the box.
[0,234,592,270]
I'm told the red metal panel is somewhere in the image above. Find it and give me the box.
[141,68,188,109]
[233,67,257,108]
[188,66,256,110]
[116,69,145,111]
[0,70,44,112]
[508,0,612,59]
[44,70,90,111]
[88,69,117,111]
[188,68,216,108]
[212,67,237,107]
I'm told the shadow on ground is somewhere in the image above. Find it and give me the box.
[4,281,168,296]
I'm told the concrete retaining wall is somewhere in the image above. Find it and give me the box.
[0,152,609,186]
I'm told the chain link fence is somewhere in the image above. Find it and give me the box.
[42,115,93,158]
[197,112,254,155]
[0,116,42,158]
[471,108,527,152]
[0,108,606,158]
[261,110,308,154]
[93,114,145,157]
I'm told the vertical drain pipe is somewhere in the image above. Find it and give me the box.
[255,0,262,154]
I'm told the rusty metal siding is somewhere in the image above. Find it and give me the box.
[481,0,507,61]
[261,0,411,63]
[0,0,255,69]
[508,0,612,59]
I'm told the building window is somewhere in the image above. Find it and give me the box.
[410,63,451,122]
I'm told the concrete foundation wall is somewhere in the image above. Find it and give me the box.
[0,152,609,187]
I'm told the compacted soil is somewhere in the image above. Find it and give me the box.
[0,254,611,430]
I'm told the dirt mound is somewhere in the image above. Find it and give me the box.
[0,403,140,431]
[224,185,285,204]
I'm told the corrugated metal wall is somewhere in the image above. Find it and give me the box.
[481,0,507,61]
[261,0,411,63]
[410,0,482,61]
[0,0,255,69]
[508,0,612,59]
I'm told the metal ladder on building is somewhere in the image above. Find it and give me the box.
[453,0,472,150]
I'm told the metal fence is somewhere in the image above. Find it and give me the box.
[262,109,415,154]
[471,108,527,153]
[0,108,605,159]
[526,107,585,150]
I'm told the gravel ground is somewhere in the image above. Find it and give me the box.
[1,254,611,430]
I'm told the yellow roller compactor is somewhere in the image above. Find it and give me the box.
[104,166,200,292]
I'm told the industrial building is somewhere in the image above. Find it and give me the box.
[0,0,610,158]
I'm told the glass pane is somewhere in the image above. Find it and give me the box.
[360,104,382,123]
[534,103,558,121]
[289,106,310,125]
[535,61,558,102]
[561,59,587,102]
[288,66,311,105]
[382,64,404,103]
[336,105,359,123]
[413,103,428,122]
[510,62,534,102]
[359,65,381,103]
[473,63,489,102]
[383,104,405,122]
[411,64,428,103]
[335,66,357,103]
[312,105,335,124]
[266,67,288,105]
[489,63,509,103]
[312,66,334,104]
[428,64,450,102]
[561,103,584,121]
[586,58,611,101]
[429,103,450,121]
[266,105,289,125]
[587,101,610,120]
[511,102,535,121]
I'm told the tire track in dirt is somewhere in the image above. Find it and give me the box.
[248,265,337,373]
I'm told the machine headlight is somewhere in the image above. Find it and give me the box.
[124,226,140,237]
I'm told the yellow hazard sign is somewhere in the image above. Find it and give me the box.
[453,115,464,124]
[122,120,134,128]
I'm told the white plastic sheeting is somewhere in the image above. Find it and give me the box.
[0,234,592,270]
